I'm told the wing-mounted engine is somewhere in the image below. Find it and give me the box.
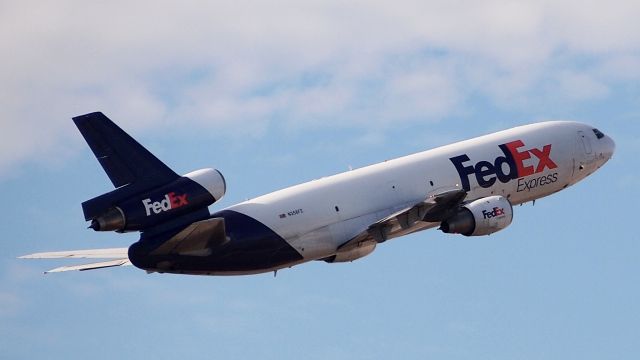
[440,195,513,236]
[88,168,226,232]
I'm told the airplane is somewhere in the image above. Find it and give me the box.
[21,112,615,275]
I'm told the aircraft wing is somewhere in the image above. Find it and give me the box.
[149,217,229,257]
[20,248,131,273]
[338,187,467,252]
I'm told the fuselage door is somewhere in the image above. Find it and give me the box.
[578,130,593,155]
[574,130,596,178]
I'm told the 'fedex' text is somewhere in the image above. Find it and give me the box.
[482,207,505,219]
[450,140,558,192]
[142,192,189,216]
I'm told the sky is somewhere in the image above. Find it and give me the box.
[1,1,639,359]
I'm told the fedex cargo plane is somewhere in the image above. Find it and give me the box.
[21,113,615,275]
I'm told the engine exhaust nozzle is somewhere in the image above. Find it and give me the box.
[89,207,125,231]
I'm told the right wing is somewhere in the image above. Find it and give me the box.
[338,187,467,252]
[19,248,131,274]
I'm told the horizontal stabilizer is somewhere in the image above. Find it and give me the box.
[20,248,129,259]
[20,248,131,274]
[45,259,131,273]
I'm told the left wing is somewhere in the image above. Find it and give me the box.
[150,217,229,257]
[19,248,131,273]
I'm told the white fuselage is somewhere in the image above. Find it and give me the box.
[225,121,614,269]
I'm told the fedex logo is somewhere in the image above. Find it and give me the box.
[482,207,505,219]
[450,140,558,191]
[142,192,189,216]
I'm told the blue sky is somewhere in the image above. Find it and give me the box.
[1,1,639,359]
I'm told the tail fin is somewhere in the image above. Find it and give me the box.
[73,112,178,188]
[73,112,180,221]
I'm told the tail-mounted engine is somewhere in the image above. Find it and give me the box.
[440,195,513,236]
[88,168,226,232]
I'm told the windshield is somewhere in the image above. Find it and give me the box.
[592,128,605,139]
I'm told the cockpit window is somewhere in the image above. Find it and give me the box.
[592,128,605,139]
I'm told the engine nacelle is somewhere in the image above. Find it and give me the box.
[89,168,226,232]
[325,242,376,263]
[440,195,513,236]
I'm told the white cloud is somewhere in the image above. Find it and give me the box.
[545,0,640,53]
[556,70,610,100]
[0,0,639,176]
[385,65,459,120]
